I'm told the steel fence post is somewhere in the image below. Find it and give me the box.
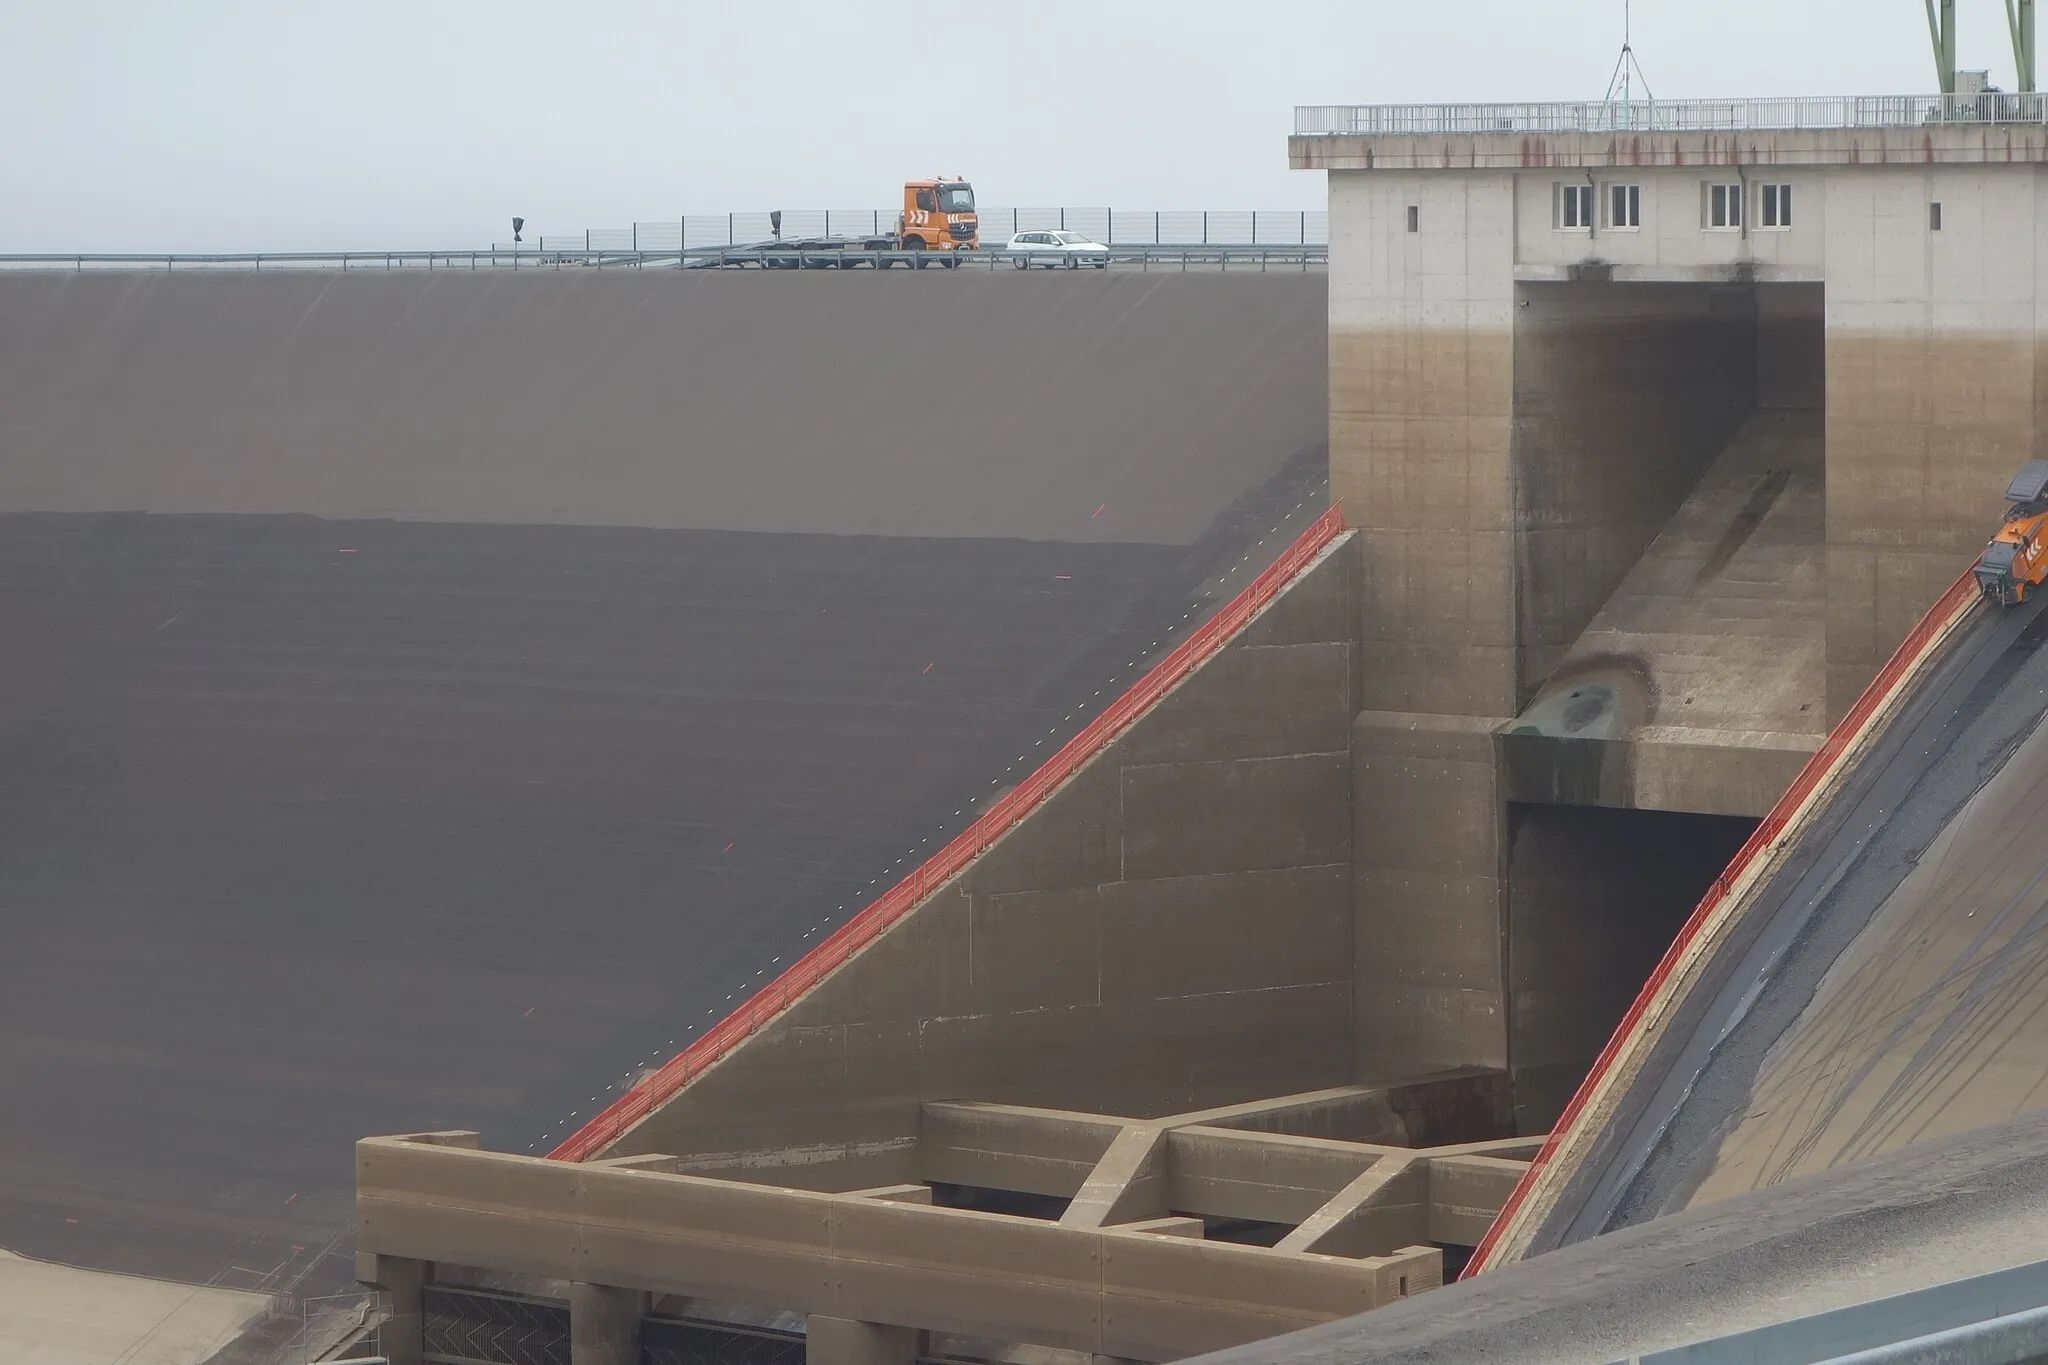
[1107,207,1114,242]
[1203,211,1209,244]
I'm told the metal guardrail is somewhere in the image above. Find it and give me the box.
[555,208,1329,253]
[0,243,1327,274]
[1295,91,2048,136]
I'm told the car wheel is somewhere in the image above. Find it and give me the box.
[1012,257,1029,270]
[1063,254,1079,269]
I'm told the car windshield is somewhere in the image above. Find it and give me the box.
[937,184,975,213]
[1052,231,1094,244]
[1983,542,2019,572]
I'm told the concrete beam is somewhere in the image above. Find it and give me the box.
[1116,1217,1205,1239]
[848,1184,934,1204]
[1276,1158,1428,1259]
[1165,1128,1378,1225]
[1162,1087,1406,1142]
[1062,1126,1170,1228]
[1428,1155,1530,1247]
[590,1153,685,1173]
[919,1102,1124,1198]
[1422,1136,1545,1160]
[357,1135,1397,1362]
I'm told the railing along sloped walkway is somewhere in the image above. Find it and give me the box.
[549,505,1348,1163]
[1465,566,1984,1275]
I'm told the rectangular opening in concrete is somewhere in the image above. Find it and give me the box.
[1506,804,1759,1132]
[1503,280,1826,816]
[1511,279,1824,707]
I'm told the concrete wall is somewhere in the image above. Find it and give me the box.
[1332,172,1785,1089]
[611,540,1361,1185]
[1325,150,2048,1095]
[1508,167,1824,275]
[1329,170,1522,1087]
[0,269,1327,547]
[1825,166,2048,714]
[1321,156,2047,717]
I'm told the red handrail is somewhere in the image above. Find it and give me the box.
[1463,566,1982,1276]
[548,505,1349,1162]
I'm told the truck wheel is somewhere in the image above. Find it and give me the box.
[942,253,960,269]
[902,238,928,270]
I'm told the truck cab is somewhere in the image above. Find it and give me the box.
[901,178,978,252]
[1976,459,2048,605]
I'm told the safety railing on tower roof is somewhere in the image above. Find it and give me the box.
[1295,91,2048,137]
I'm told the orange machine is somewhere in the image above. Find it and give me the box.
[897,177,978,254]
[1975,460,2048,605]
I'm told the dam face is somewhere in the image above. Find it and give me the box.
[0,269,1328,1288]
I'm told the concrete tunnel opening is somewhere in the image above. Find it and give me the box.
[1507,804,1759,1132]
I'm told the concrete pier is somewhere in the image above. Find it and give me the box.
[1294,114,2048,1121]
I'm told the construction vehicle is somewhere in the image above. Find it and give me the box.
[694,178,979,269]
[1974,460,2048,605]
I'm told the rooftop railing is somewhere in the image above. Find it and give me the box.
[1295,91,2048,137]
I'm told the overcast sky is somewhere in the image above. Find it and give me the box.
[0,0,2009,252]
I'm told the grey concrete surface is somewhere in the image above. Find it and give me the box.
[0,271,1326,546]
[0,270,1329,1300]
[1187,1108,2048,1365]
[607,542,1361,1183]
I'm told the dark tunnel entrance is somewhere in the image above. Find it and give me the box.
[1506,804,1759,1133]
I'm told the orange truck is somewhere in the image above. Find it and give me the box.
[719,178,979,269]
[1975,460,2048,605]
[895,177,979,255]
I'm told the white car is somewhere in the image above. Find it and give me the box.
[1006,230,1111,269]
